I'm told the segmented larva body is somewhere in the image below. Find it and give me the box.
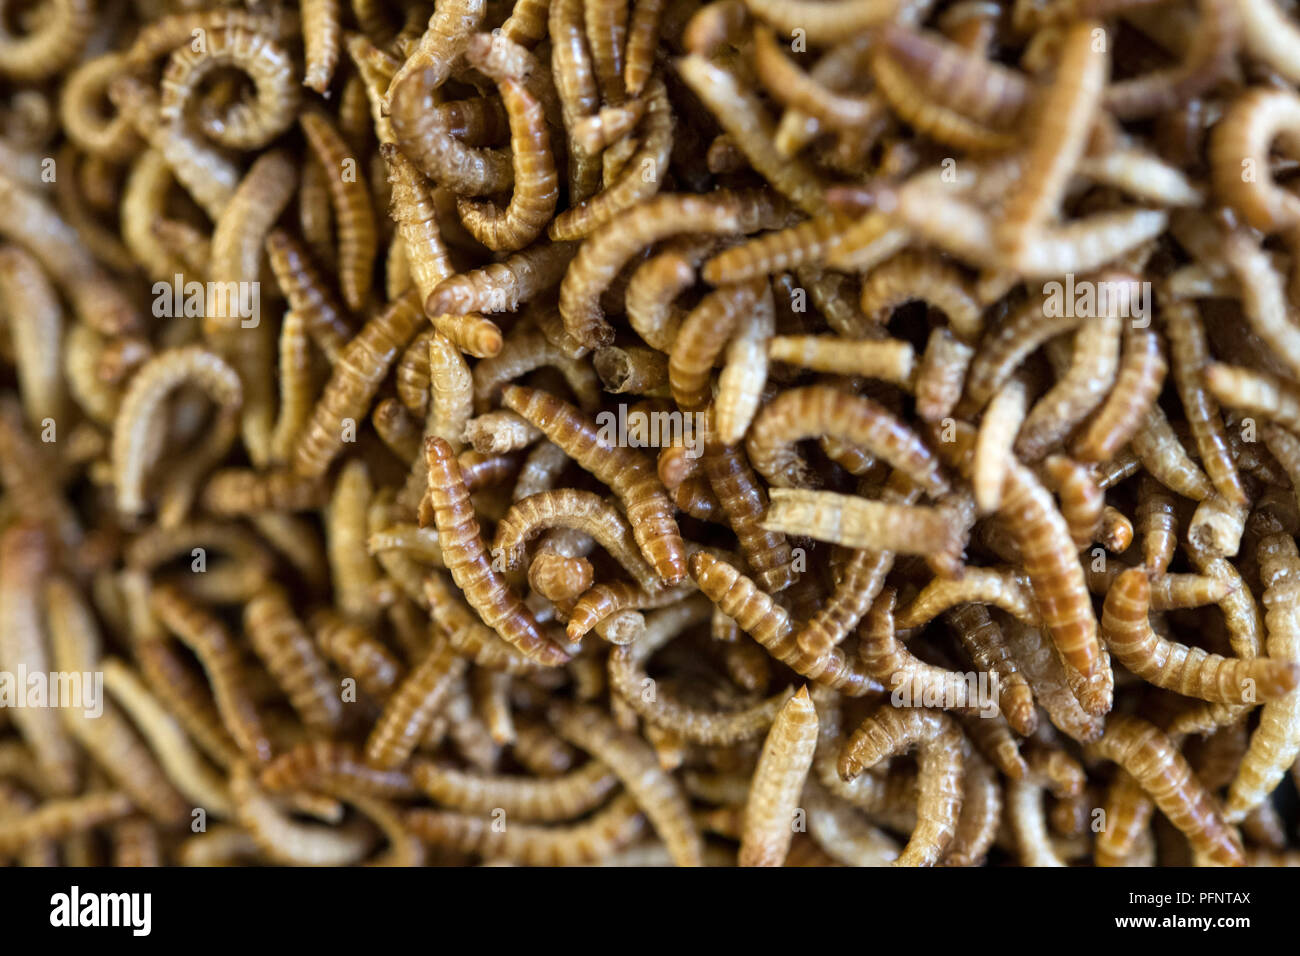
[364,634,466,770]
[292,290,424,478]
[668,281,759,411]
[837,706,966,867]
[1102,568,1298,704]
[244,587,343,734]
[424,437,570,667]
[201,468,327,516]
[960,293,1087,415]
[857,250,984,342]
[690,551,884,696]
[551,76,675,241]
[455,69,559,251]
[111,345,241,519]
[473,327,601,413]
[945,603,1036,737]
[1225,532,1300,820]
[894,566,1037,629]
[747,385,948,494]
[412,760,618,821]
[998,460,1103,680]
[1086,714,1243,867]
[302,0,341,92]
[737,687,817,866]
[1211,88,1300,232]
[427,241,576,317]
[300,112,377,312]
[558,189,787,349]
[550,702,702,866]
[1003,618,1104,744]
[493,488,657,588]
[1203,362,1300,436]
[702,439,795,593]
[159,26,298,150]
[0,792,135,857]
[501,386,686,584]
[385,0,487,101]
[265,230,352,364]
[260,741,416,800]
[312,610,406,699]
[383,142,454,311]
[231,764,374,866]
[406,792,646,865]
[0,527,77,794]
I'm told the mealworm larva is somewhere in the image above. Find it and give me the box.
[859,253,985,343]
[58,52,140,161]
[566,578,695,640]
[690,551,884,696]
[700,438,794,592]
[382,143,454,314]
[559,189,787,348]
[676,55,826,216]
[1017,312,1123,461]
[1221,228,1300,381]
[1004,613,1105,744]
[735,686,816,867]
[0,527,77,794]
[424,437,570,666]
[412,757,618,821]
[464,410,544,453]
[1103,568,1297,704]
[159,27,298,150]
[584,0,627,103]
[1204,362,1300,437]
[0,791,135,858]
[301,112,377,312]
[231,764,374,866]
[623,238,715,352]
[747,385,948,494]
[913,328,973,425]
[767,336,915,385]
[1086,714,1243,867]
[474,327,601,413]
[45,577,187,823]
[265,230,352,364]
[386,0,487,102]
[269,310,316,465]
[668,281,759,411]
[972,377,1028,514]
[764,489,964,576]
[0,244,64,427]
[407,791,645,864]
[427,240,576,317]
[960,295,1084,417]
[609,599,792,744]
[149,582,272,765]
[714,282,774,443]
[201,468,328,517]
[302,0,341,92]
[1039,455,1104,552]
[312,610,405,700]
[244,586,343,734]
[944,603,1036,737]
[111,345,241,520]
[551,77,675,241]
[1211,88,1300,232]
[895,565,1036,629]
[293,289,423,478]
[1131,403,1214,502]
[502,386,686,584]
[838,706,965,867]
[364,633,466,770]
[1224,531,1300,820]
[550,701,702,866]
[529,551,595,602]
[259,741,416,801]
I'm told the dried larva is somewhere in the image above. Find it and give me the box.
[159,27,299,150]
[301,112,378,312]
[1086,714,1243,867]
[559,189,787,349]
[1225,532,1300,820]
[748,385,948,494]
[1103,568,1297,704]
[550,701,702,866]
[293,289,424,478]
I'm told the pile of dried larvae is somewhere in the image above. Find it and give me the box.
[5,0,1300,868]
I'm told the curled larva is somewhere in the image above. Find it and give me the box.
[0,0,93,82]
[1225,532,1300,820]
[1102,568,1297,704]
[550,701,702,867]
[669,281,761,412]
[838,706,965,868]
[230,764,374,866]
[1041,455,1104,551]
[1211,88,1300,232]
[473,327,600,413]
[424,437,570,667]
[558,189,787,349]
[895,566,1038,629]
[300,112,378,312]
[502,386,686,584]
[747,385,948,494]
[1131,404,1214,502]
[624,238,717,352]
[690,551,884,696]
[111,346,241,520]
[159,27,298,150]
[1086,714,1243,867]
[857,250,983,343]
[551,76,675,241]
[385,0,487,102]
